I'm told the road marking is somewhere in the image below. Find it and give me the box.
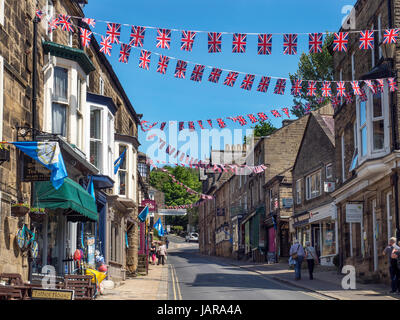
[170,265,177,300]
[171,264,182,300]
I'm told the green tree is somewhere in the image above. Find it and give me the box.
[290,33,334,118]
[253,120,277,137]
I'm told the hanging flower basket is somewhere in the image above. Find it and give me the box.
[29,208,46,223]
[11,203,30,217]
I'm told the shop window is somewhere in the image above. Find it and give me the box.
[90,108,102,168]
[321,220,336,256]
[306,170,321,200]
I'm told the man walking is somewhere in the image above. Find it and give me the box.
[158,241,167,266]
[383,237,400,293]
[289,239,305,280]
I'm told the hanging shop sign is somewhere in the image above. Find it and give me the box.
[142,199,157,212]
[345,203,363,223]
[159,209,187,216]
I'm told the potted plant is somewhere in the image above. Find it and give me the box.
[29,207,46,223]
[11,203,30,217]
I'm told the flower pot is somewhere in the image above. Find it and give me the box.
[29,210,46,223]
[11,206,29,217]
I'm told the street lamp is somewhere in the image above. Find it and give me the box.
[380,41,396,62]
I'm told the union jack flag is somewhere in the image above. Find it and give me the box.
[157,55,170,74]
[359,30,374,50]
[106,23,121,44]
[257,76,271,93]
[351,81,362,95]
[247,114,258,123]
[307,81,317,96]
[79,28,92,48]
[208,32,222,53]
[309,33,323,54]
[217,119,227,128]
[179,122,185,131]
[376,79,385,92]
[232,33,247,53]
[207,120,213,128]
[388,78,398,92]
[364,80,377,94]
[317,97,325,104]
[336,81,346,97]
[35,10,43,19]
[283,34,298,55]
[304,103,312,114]
[119,43,132,64]
[258,34,272,55]
[344,92,353,104]
[359,88,368,102]
[236,116,247,126]
[331,97,340,108]
[240,74,255,91]
[174,60,187,79]
[181,30,196,52]
[258,112,269,121]
[48,17,59,33]
[197,120,204,130]
[223,72,239,87]
[271,110,282,118]
[190,64,205,82]
[274,79,286,95]
[129,26,146,47]
[156,29,171,49]
[291,79,303,96]
[321,81,332,97]
[160,122,167,131]
[333,32,349,52]
[139,50,151,70]
[82,18,96,28]
[208,68,222,83]
[100,35,112,56]
[383,29,399,44]
[57,14,74,32]
[188,121,195,131]
[282,108,290,118]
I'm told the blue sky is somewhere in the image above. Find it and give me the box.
[83,0,356,161]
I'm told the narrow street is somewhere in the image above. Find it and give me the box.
[166,235,328,300]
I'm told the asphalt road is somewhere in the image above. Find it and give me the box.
[166,234,328,300]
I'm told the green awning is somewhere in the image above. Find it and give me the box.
[33,178,98,221]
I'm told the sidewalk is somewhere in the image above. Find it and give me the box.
[96,263,168,300]
[223,257,400,300]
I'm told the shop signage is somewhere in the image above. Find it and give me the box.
[267,252,277,264]
[346,203,363,223]
[31,288,74,300]
[142,199,156,212]
[293,212,310,227]
[159,209,187,216]
[21,155,51,182]
[87,237,95,267]
[282,198,293,208]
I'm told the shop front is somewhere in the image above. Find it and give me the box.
[292,211,311,247]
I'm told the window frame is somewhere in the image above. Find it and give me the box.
[89,107,103,169]
[325,163,333,180]
[295,179,302,205]
[116,144,128,197]
[305,170,322,200]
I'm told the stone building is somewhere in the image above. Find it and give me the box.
[291,105,336,266]
[0,0,141,283]
[332,0,400,283]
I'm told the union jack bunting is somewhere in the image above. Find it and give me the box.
[271,110,282,117]
[247,114,258,123]
[321,81,332,97]
[376,79,385,92]
[217,119,227,128]
[282,108,290,118]
[364,80,377,94]
[258,112,269,121]
[258,34,272,55]
[57,14,74,32]
[208,68,222,83]
[274,79,286,95]
[351,81,362,95]
[309,33,323,54]
[139,50,151,69]
[48,18,59,33]
[383,29,399,44]
[179,122,184,131]
[283,34,298,55]
[344,92,353,104]
[359,88,368,102]
[359,30,374,50]
[307,81,317,96]
[317,97,325,104]
[291,79,303,96]
[331,97,340,108]
[35,10,43,19]
[160,122,167,131]
[129,26,146,47]
[106,23,121,44]
[388,78,398,92]
[157,55,170,74]
[100,35,112,56]
[188,121,195,131]
[208,32,222,53]
[257,76,271,93]
[156,29,172,49]
[79,28,92,48]
[336,81,346,97]
[181,31,197,52]
[197,120,204,130]
[190,64,205,82]
[240,74,255,91]
[304,103,312,114]
[207,120,213,128]
[174,60,187,79]
[236,116,247,126]
[232,33,247,53]
[119,44,132,64]
[333,32,349,52]
[223,72,239,87]
[82,18,96,28]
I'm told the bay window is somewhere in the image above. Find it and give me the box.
[52,67,68,137]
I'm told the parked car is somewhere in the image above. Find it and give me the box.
[185,232,199,243]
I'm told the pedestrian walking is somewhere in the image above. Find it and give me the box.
[165,237,169,249]
[289,239,305,280]
[150,242,157,265]
[383,237,400,293]
[304,241,318,280]
[157,241,167,265]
